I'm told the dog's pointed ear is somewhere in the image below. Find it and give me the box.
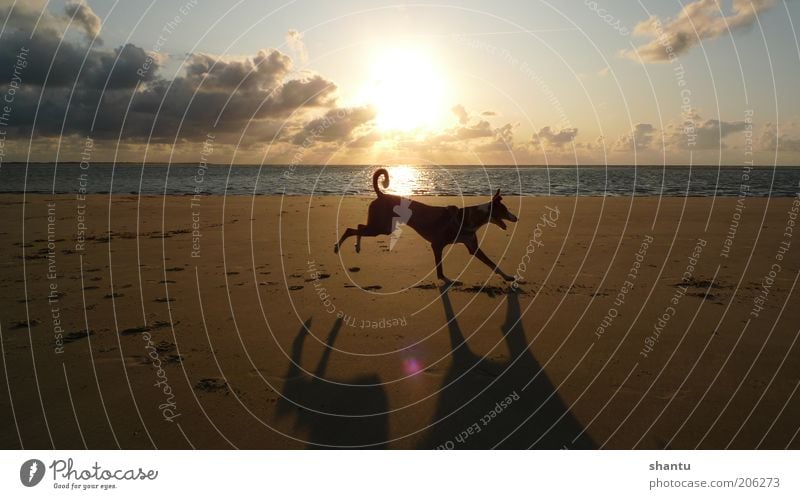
[493,188,502,200]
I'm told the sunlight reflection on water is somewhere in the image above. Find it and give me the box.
[384,165,417,196]
[4,164,800,197]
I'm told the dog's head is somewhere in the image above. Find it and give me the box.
[489,189,518,230]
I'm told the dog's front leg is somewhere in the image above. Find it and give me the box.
[472,247,515,281]
[432,243,450,283]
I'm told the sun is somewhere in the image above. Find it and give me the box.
[361,46,448,132]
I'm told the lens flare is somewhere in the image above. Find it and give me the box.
[402,357,423,376]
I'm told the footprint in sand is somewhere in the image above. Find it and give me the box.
[121,325,152,336]
[62,330,94,344]
[288,285,304,291]
[165,355,184,364]
[119,321,175,336]
[194,378,229,393]
[305,273,330,282]
[11,319,39,329]
[135,343,183,365]
[154,341,176,353]
[363,285,382,290]
[348,267,360,272]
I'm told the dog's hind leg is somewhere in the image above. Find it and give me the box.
[353,223,390,253]
[334,228,358,254]
[334,224,389,254]
[354,224,367,253]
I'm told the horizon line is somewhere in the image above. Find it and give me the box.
[4,162,799,168]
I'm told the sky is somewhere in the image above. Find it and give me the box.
[0,0,799,165]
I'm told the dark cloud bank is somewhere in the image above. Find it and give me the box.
[0,1,347,152]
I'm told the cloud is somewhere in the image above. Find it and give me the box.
[667,112,747,149]
[0,1,142,88]
[474,122,516,152]
[0,1,45,32]
[4,47,337,142]
[424,105,513,147]
[292,106,376,145]
[397,119,516,154]
[452,104,469,124]
[430,120,505,145]
[124,57,336,142]
[0,35,154,91]
[0,0,345,149]
[0,1,338,144]
[285,29,308,64]
[694,118,748,148]
[615,114,749,151]
[184,50,292,91]
[615,123,658,150]
[454,120,494,140]
[531,126,579,148]
[64,0,102,43]
[759,122,800,152]
[623,0,774,63]
[348,130,382,148]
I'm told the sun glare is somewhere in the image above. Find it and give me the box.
[385,165,418,196]
[362,47,448,132]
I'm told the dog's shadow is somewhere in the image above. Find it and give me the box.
[422,287,596,449]
[276,318,389,449]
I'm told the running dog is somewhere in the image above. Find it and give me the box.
[334,168,518,283]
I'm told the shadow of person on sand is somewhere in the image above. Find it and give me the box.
[276,318,389,448]
[422,286,595,449]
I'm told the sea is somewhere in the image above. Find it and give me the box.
[1,163,799,197]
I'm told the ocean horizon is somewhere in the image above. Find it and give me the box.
[2,163,799,197]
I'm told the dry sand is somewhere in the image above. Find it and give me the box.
[1,193,799,449]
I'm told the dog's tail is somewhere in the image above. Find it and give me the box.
[373,168,389,196]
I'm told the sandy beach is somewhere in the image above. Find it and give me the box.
[1,193,798,449]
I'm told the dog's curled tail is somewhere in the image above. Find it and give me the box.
[373,168,389,196]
